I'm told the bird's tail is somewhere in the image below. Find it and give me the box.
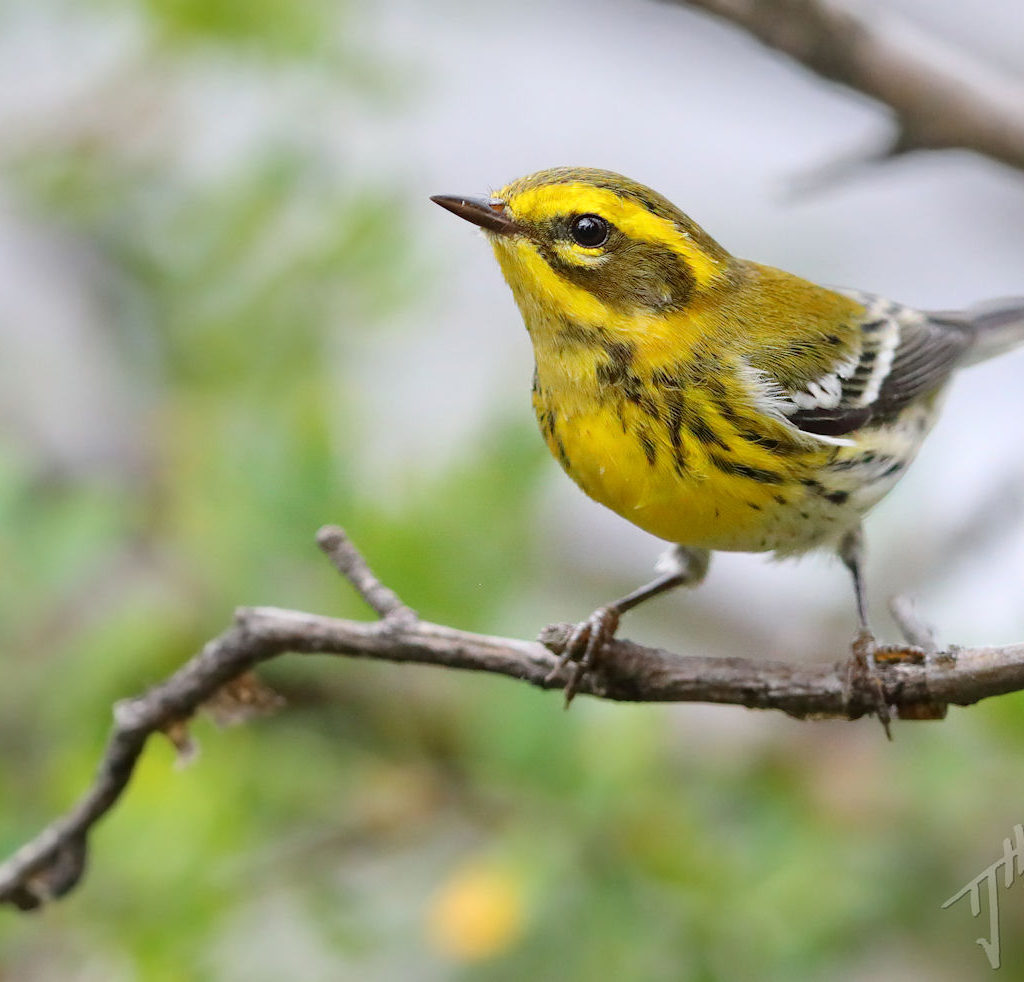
[961,297,1024,366]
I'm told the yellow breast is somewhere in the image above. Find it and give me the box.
[533,366,834,553]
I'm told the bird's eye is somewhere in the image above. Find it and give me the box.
[569,214,610,248]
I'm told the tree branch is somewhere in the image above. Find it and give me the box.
[665,0,1024,176]
[4,524,1024,911]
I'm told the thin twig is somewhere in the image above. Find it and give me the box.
[890,595,938,653]
[315,525,416,622]
[3,528,1024,910]
[665,0,1024,177]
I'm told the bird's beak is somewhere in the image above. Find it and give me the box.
[430,194,520,235]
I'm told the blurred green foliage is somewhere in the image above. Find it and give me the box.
[137,0,334,54]
[1,1,1024,980]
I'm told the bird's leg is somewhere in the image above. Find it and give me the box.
[839,528,935,734]
[546,546,710,706]
[839,525,870,635]
[838,526,894,737]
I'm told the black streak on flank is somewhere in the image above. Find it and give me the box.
[616,405,628,433]
[710,455,784,484]
[639,428,658,466]
[554,434,572,472]
[666,397,687,475]
[712,395,758,432]
[541,408,558,440]
[686,412,731,452]
[802,478,851,505]
[826,452,887,472]
[637,392,662,426]
[737,431,802,455]
[651,369,688,475]
[651,367,682,391]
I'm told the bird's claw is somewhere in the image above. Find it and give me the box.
[845,628,893,739]
[544,605,621,706]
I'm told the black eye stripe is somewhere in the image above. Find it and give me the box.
[536,236,695,314]
[569,214,610,248]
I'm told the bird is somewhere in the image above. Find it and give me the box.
[431,167,1024,714]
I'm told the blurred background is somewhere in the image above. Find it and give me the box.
[1,0,1023,978]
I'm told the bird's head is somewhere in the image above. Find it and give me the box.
[432,167,734,329]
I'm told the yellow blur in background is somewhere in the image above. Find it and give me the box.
[427,860,528,962]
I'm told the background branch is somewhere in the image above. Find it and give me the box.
[3,525,1024,911]
[667,0,1024,176]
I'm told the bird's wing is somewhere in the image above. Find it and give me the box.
[775,293,974,439]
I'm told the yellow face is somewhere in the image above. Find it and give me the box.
[486,167,731,321]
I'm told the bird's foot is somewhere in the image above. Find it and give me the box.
[844,630,931,738]
[543,605,621,707]
[844,629,894,739]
